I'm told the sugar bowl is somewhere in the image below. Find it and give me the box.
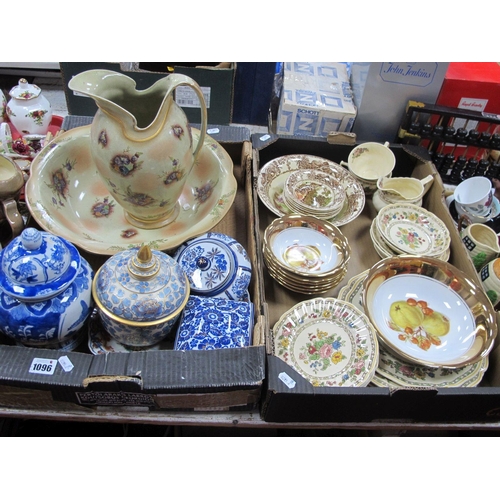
[92,244,190,348]
[0,228,94,350]
[6,78,53,136]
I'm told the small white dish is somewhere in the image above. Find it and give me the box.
[270,227,340,274]
[376,203,450,257]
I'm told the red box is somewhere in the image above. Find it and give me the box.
[436,62,500,157]
[437,62,500,119]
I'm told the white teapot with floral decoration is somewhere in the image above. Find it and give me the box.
[6,78,53,136]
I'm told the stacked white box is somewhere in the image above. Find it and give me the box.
[277,62,357,137]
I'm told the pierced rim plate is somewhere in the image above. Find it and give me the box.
[257,154,365,226]
[338,270,488,388]
[26,126,237,255]
[273,297,378,387]
[376,203,450,257]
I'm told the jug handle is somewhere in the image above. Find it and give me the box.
[457,213,472,233]
[420,174,435,195]
[168,74,208,163]
[1,198,24,240]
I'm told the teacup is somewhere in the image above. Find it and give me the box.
[340,141,395,194]
[459,220,500,271]
[0,154,25,245]
[454,176,493,218]
[480,258,500,309]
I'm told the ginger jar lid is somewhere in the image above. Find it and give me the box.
[9,78,43,100]
[0,227,81,302]
[93,245,190,324]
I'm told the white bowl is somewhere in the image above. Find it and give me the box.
[363,255,497,369]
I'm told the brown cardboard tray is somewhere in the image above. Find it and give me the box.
[253,133,500,424]
[0,125,266,414]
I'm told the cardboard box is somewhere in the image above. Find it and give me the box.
[276,62,357,138]
[253,134,500,423]
[435,62,500,157]
[59,62,235,126]
[0,122,266,414]
[232,62,276,126]
[351,62,449,143]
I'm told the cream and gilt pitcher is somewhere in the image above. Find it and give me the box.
[69,69,207,229]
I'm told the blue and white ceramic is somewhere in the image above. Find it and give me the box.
[173,232,251,301]
[174,295,254,351]
[0,227,94,349]
[93,244,190,348]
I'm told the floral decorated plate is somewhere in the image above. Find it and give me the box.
[272,297,378,387]
[376,345,488,388]
[257,154,365,226]
[376,203,450,257]
[370,219,450,262]
[26,126,237,255]
[337,269,369,312]
[338,268,488,387]
[363,255,497,369]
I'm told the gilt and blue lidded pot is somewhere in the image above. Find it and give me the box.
[0,227,94,350]
[92,244,190,348]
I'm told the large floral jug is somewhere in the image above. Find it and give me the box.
[68,69,207,229]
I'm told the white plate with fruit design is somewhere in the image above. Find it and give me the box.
[338,269,488,387]
[272,297,378,387]
[363,255,497,369]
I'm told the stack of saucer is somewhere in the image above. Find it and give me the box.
[263,214,351,294]
[372,203,451,261]
[283,168,345,220]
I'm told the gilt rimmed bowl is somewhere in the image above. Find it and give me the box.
[363,255,497,369]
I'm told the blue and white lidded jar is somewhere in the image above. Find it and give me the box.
[173,232,252,301]
[0,228,94,350]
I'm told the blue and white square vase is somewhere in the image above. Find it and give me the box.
[174,295,254,350]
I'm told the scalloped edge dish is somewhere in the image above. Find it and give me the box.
[272,297,378,387]
[257,154,365,226]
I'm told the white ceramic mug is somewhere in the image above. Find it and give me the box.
[480,258,500,309]
[460,220,500,271]
[454,176,493,218]
[340,141,395,193]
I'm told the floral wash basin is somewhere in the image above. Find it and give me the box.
[26,126,237,255]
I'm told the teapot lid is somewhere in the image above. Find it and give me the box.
[9,78,42,100]
[93,245,190,324]
[0,228,81,302]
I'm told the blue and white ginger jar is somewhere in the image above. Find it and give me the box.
[92,244,190,348]
[0,228,94,350]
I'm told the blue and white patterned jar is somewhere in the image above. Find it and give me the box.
[173,232,252,301]
[0,228,94,350]
[92,244,190,348]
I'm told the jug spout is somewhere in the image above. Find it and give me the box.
[68,69,207,146]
